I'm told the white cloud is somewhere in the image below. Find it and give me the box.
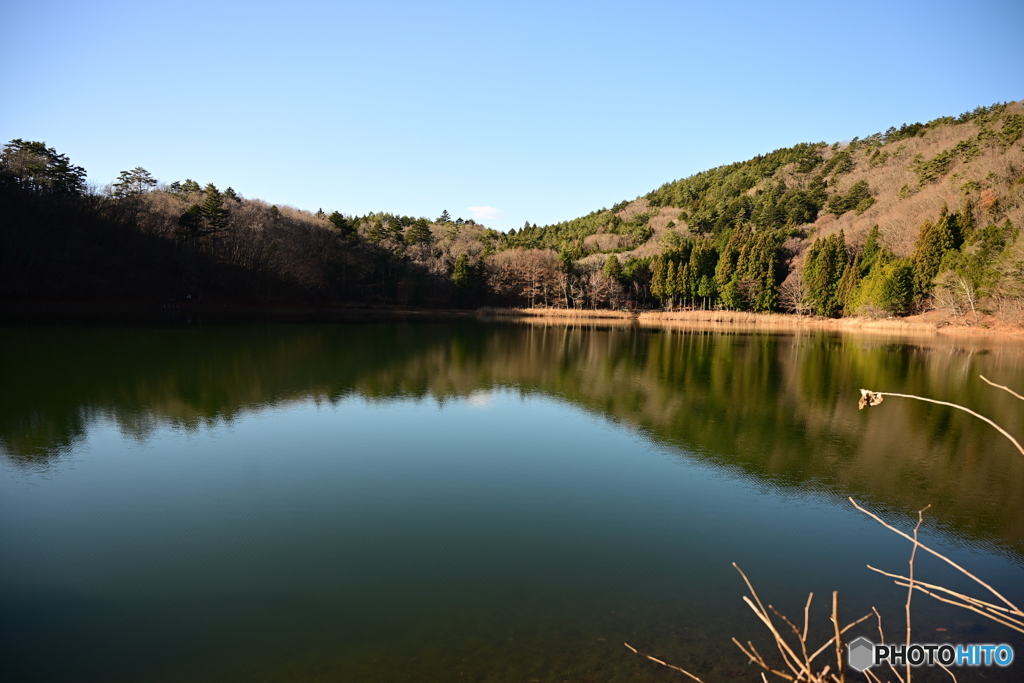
[467,206,501,221]
[465,390,495,408]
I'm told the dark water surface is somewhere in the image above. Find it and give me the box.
[2,321,1023,682]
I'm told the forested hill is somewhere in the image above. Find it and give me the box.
[2,100,1023,321]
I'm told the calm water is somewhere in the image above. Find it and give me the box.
[2,321,1023,682]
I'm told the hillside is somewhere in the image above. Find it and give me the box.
[2,100,1022,321]
[501,101,1024,320]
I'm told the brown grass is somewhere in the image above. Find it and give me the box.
[638,310,940,335]
[478,307,1024,339]
[479,307,635,320]
[807,101,1024,254]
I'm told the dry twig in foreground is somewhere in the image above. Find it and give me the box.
[856,374,1024,633]
[851,499,1024,635]
[627,375,1022,679]
[626,564,871,683]
[858,375,1023,455]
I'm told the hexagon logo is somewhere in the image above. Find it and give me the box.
[847,637,875,672]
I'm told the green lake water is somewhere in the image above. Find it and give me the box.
[1,321,1023,682]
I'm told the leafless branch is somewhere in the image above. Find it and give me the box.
[857,385,1023,455]
[623,642,706,682]
[979,374,1024,401]
[850,498,1021,613]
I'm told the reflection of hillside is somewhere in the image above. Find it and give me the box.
[3,322,1023,553]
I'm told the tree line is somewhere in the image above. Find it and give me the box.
[2,112,1021,317]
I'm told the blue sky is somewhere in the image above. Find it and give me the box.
[2,0,1022,232]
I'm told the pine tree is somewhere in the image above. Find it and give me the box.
[329,211,356,237]
[827,180,874,216]
[388,220,405,243]
[177,204,205,241]
[112,167,157,198]
[603,254,622,281]
[405,219,433,245]
[0,139,86,196]
[438,209,452,224]
[911,210,956,298]
[201,184,230,234]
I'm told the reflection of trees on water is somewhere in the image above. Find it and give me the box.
[3,322,1023,551]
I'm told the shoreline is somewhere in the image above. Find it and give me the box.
[4,303,1023,341]
[480,307,1024,340]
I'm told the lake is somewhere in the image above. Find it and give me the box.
[2,320,1023,682]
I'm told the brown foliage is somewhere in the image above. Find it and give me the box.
[486,248,562,307]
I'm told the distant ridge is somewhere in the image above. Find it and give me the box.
[2,100,1022,323]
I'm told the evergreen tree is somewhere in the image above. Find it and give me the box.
[911,210,957,297]
[388,220,405,243]
[827,180,874,216]
[452,253,472,306]
[752,232,781,312]
[732,230,782,312]
[878,260,916,315]
[603,254,622,281]
[201,184,230,234]
[714,230,742,297]
[939,204,964,251]
[679,262,693,305]
[405,219,433,245]
[665,260,679,308]
[329,211,356,237]
[803,231,847,317]
[367,220,385,242]
[689,240,719,307]
[861,225,882,276]
[437,209,451,224]
[112,167,157,198]
[177,186,231,243]
[0,139,86,196]
[835,258,861,314]
[720,278,743,310]
[177,204,205,241]
[650,255,667,302]
[697,275,717,309]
